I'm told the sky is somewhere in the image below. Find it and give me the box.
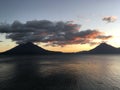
[0,0,120,52]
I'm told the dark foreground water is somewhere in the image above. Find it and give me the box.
[0,55,120,90]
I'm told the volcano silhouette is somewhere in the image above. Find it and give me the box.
[87,43,120,54]
[2,42,62,55]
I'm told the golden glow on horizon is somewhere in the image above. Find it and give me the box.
[40,44,96,53]
[107,36,120,48]
[0,39,16,52]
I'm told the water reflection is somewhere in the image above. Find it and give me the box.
[0,63,15,89]
[0,55,120,90]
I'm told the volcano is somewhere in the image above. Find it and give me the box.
[1,42,62,55]
[88,43,120,54]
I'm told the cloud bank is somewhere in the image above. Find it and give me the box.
[0,20,112,46]
[102,16,117,23]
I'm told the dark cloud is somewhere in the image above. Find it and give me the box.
[102,16,117,23]
[0,20,112,46]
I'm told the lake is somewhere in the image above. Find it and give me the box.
[0,55,120,90]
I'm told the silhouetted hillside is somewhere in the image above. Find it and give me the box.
[79,43,120,54]
[1,42,62,55]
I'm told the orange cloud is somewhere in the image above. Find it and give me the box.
[83,31,103,39]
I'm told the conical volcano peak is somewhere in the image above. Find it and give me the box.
[97,43,114,48]
[99,42,109,45]
[99,42,108,45]
[1,42,62,55]
[88,42,118,54]
[24,42,34,45]
[19,42,35,46]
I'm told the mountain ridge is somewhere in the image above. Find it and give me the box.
[79,43,120,54]
[1,42,120,55]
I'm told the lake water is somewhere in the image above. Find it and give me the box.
[0,55,120,90]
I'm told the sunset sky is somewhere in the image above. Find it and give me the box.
[0,0,120,52]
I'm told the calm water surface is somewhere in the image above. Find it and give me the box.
[0,55,120,90]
